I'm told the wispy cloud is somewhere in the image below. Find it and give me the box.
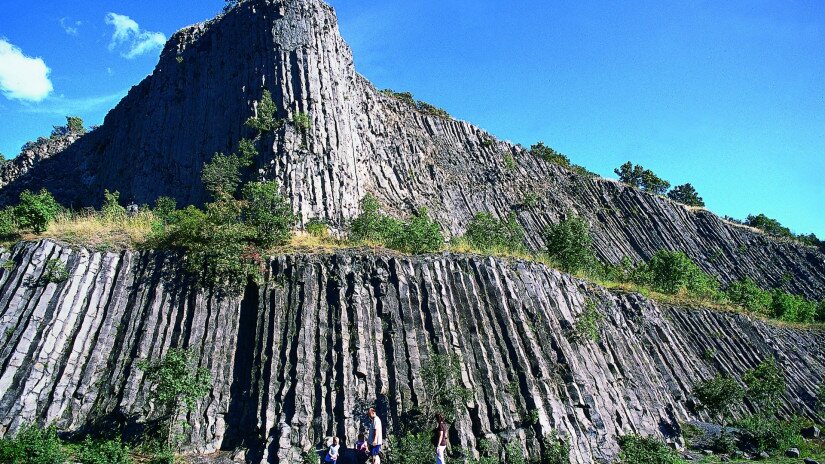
[60,18,82,36]
[0,39,53,102]
[105,13,166,59]
[18,90,127,116]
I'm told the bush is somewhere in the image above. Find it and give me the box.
[292,112,311,134]
[0,424,67,464]
[43,258,70,283]
[245,89,280,133]
[692,375,744,425]
[541,431,570,464]
[530,142,571,168]
[380,89,451,118]
[153,197,177,223]
[735,416,805,453]
[726,279,772,315]
[617,435,682,464]
[102,190,127,222]
[349,195,443,254]
[306,218,329,238]
[0,207,18,239]
[242,181,296,248]
[572,301,603,343]
[637,250,720,298]
[769,290,817,323]
[138,348,212,450]
[614,162,670,194]
[746,214,792,238]
[743,358,785,415]
[668,183,704,207]
[66,116,85,134]
[15,189,60,233]
[463,212,525,254]
[422,353,471,422]
[503,153,516,171]
[544,212,596,274]
[503,442,525,464]
[73,437,132,464]
[387,433,432,464]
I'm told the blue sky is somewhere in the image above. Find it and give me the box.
[1,1,823,236]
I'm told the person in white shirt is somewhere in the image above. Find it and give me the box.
[368,407,383,463]
[324,436,340,462]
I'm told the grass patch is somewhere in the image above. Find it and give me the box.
[30,210,157,251]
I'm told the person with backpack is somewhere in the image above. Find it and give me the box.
[434,413,448,464]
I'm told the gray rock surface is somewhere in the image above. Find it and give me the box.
[1,240,823,463]
[0,0,822,300]
[0,132,82,191]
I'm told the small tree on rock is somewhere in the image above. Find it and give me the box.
[544,212,596,274]
[138,348,212,451]
[668,183,704,207]
[692,374,745,426]
[14,189,60,234]
[743,358,785,415]
[245,90,279,133]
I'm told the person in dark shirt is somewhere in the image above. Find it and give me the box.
[434,413,448,464]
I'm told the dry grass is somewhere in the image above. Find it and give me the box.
[27,210,157,251]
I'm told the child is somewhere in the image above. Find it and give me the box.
[324,436,340,462]
[356,433,369,463]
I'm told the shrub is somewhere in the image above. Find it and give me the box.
[520,192,539,208]
[202,154,244,199]
[242,181,296,248]
[66,116,85,134]
[292,112,311,134]
[138,348,212,450]
[544,212,596,274]
[769,290,817,323]
[349,195,443,254]
[349,194,393,244]
[102,190,127,222]
[306,218,329,237]
[421,353,471,422]
[572,301,603,343]
[617,435,682,464]
[668,183,704,207]
[43,258,70,283]
[503,153,516,171]
[530,142,571,168]
[541,431,570,464]
[245,89,280,133]
[463,212,525,254]
[637,250,719,298]
[0,424,67,464]
[726,279,772,315]
[503,442,525,464]
[735,416,805,453]
[614,162,670,194]
[73,437,132,464]
[818,384,825,411]
[380,89,451,118]
[692,375,744,425]
[15,189,60,233]
[743,358,785,415]
[746,214,792,238]
[153,197,177,223]
[386,433,432,464]
[820,300,825,323]
[0,207,18,239]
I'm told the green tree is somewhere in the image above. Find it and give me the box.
[0,207,18,239]
[769,290,817,323]
[138,348,212,451]
[463,212,525,253]
[201,140,257,200]
[614,161,670,194]
[153,197,178,223]
[818,384,825,411]
[245,89,279,133]
[390,208,443,254]
[14,189,60,233]
[292,112,311,134]
[743,358,785,415]
[667,183,705,207]
[745,214,792,238]
[0,424,67,464]
[349,194,391,244]
[386,433,432,464]
[637,250,719,298]
[544,212,596,274]
[504,442,525,464]
[726,278,773,315]
[640,169,670,195]
[73,437,132,464]
[617,435,682,464]
[102,190,127,222]
[422,353,471,422]
[66,116,85,134]
[541,431,570,464]
[241,180,296,248]
[530,142,571,168]
[692,375,745,426]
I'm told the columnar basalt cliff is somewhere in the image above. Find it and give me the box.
[0,0,822,299]
[1,241,822,463]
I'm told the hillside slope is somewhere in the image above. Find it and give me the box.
[0,240,823,463]
[0,0,822,299]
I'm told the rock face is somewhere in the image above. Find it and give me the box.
[0,0,822,299]
[1,240,822,463]
[0,132,83,191]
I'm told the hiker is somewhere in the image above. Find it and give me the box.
[434,413,448,464]
[356,433,369,463]
[368,407,383,463]
[324,436,340,462]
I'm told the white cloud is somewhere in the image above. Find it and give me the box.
[0,39,54,102]
[60,18,82,36]
[105,13,166,59]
